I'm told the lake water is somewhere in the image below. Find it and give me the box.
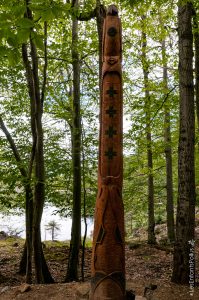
[0,206,93,241]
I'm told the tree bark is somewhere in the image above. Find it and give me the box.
[66,0,82,282]
[171,1,195,284]
[141,16,156,245]
[24,183,33,283]
[22,1,53,283]
[18,242,27,275]
[21,41,37,283]
[30,33,53,284]
[81,124,88,282]
[161,39,175,243]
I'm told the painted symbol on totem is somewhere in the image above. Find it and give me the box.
[96,226,105,244]
[115,226,123,244]
[105,147,117,160]
[108,27,117,37]
[106,86,118,98]
[105,126,117,138]
[106,106,117,118]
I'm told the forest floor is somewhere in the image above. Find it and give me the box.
[0,223,199,299]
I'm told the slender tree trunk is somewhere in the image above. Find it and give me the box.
[146,134,156,245]
[25,183,33,282]
[171,1,195,284]
[81,123,88,282]
[141,16,156,245]
[23,1,53,283]
[17,179,33,281]
[161,39,175,243]
[66,0,81,282]
[30,36,53,284]
[52,227,54,241]
[18,242,27,275]
[21,42,37,283]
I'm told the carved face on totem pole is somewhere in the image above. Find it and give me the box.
[90,5,125,300]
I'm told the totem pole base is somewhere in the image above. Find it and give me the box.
[89,279,126,300]
[75,282,146,300]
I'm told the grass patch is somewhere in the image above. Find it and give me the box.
[0,237,24,247]
[84,238,92,248]
[43,240,70,248]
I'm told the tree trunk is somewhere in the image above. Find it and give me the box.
[81,125,88,282]
[21,39,38,282]
[18,242,27,275]
[141,16,156,245]
[23,1,53,283]
[52,227,54,241]
[30,38,53,284]
[171,1,195,284]
[18,197,34,282]
[25,183,33,283]
[66,0,81,282]
[161,39,175,243]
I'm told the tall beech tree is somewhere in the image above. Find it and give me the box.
[161,37,175,243]
[141,15,156,245]
[157,6,175,243]
[21,1,54,283]
[65,0,105,281]
[172,1,196,284]
[66,0,82,282]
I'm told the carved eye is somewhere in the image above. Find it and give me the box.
[108,27,117,37]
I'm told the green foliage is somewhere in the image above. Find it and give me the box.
[0,0,198,235]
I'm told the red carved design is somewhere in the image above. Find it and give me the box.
[90,5,125,300]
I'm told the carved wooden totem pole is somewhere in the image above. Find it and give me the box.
[90,5,125,300]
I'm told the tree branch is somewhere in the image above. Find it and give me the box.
[72,3,106,21]
[77,8,97,21]
[151,85,178,123]
[0,116,27,179]
[41,21,48,105]
[24,1,41,110]
[21,43,37,179]
[22,43,35,105]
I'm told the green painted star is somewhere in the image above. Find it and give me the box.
[105,126,117,138]
[105,147,117,160]
[106,86,118,98]
[106,106,117,117]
